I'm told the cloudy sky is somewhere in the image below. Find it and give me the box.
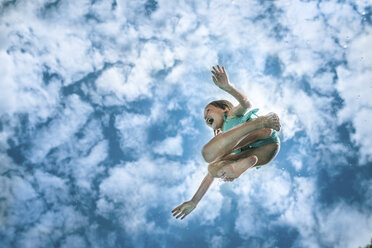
[0,0,371,247]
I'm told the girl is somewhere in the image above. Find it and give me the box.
[172,65,281,220]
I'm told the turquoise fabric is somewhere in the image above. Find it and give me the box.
[222,108,280,169]
[222,108,260,131]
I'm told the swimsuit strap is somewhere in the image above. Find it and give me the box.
[224,108,259,122]
[242,108,260,122]
[247,108,259,116]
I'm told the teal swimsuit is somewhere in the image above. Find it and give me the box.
[222,108,280,154]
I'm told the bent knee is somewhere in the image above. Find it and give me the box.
[259,128,272,139]
[271,142,280,152]
[269,143,280,161]
[202,146,215,163]
[257,143,280,165]
[265,142,280,157]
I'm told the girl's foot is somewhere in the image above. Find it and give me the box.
[217,155,258,182]
[262,112,281,131]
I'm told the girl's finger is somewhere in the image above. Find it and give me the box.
[217,65,222,72]
[176,212,183,219]
[222,66,226,73]
[181,213,188,220]
[211,70,217,76]
[171,207,178,214]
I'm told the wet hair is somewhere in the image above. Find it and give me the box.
[206,100,233,111]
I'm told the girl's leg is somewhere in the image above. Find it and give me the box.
[202,113,280,163]
[217,155,258,181]
[208,128,272,166]
[208,143,280,181]
[232,128,273,151]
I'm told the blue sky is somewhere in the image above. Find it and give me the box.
[0,0,371,247]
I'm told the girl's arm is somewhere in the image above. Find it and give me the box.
[223,84,251,117]
[211,65,251,117]
[171,173,214,220]
[191,172,214,205]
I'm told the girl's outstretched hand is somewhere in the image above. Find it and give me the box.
[171,200,196,220]
[211,65,231,90]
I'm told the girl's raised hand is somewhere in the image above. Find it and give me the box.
[211,65,231,90]
[171,200,196,220]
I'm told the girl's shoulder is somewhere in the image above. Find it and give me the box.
[224,113,242,120]
[225,108,259,120]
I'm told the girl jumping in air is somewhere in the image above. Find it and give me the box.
[171,65,281,220]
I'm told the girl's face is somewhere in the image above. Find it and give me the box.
[204,104,226,131]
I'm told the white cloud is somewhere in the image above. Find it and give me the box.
[115,112,149,155]
[95,66,127,103]
[336,27,372,164]
[153,134,183,156]
[278,87,333,144]
[209,235,227,248]
[74,140,107,189]
[97,155,223,244]
[278,177,317,247]
[317,202,372,248]
[233,166,292,238]
[27,94,93,163]
[0,48,62,121]
[320,1,362,46]
[33,170,69,205]
[60,235,87,248]
[15,205,88,248]
[0,51,17,115]
[97,157,182,237]
[1,0,372,247]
